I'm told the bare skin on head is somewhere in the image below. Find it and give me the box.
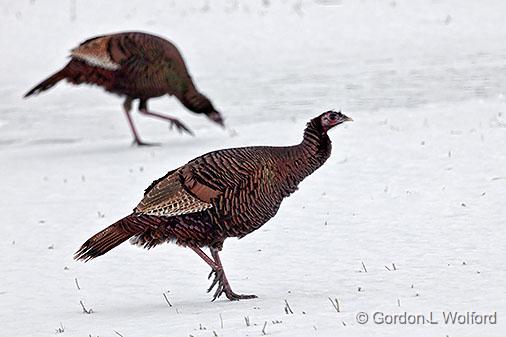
[74,110,352,301]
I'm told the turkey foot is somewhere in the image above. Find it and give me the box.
[190,246,257,301]
[131,140,160,147]
[140,108,194,136]
[209,247,257,301]
[167,116,194,135]
[207,269,257,301]
[139,99,194,136]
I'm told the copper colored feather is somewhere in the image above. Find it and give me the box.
[25,32,224,144]
[75,111,353,301]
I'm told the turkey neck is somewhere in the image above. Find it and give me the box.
[280,119,332,185]
[178,85,210,113]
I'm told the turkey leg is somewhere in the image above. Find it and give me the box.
[123,97,154,146]
[138,99,194,136]
[190,246,257,301]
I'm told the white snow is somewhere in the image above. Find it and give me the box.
[1,0,505,336]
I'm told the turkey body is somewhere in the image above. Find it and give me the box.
[25,32,223,144]
[75,111,352,301]
[130,144,330,250]
[65,32,192,99]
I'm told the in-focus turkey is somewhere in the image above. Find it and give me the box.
[75,110,353,300]
[24,31,224,145]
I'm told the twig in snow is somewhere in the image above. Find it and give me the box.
[75,277,80,290]
[244,316,250,327]
[397,299,401,307]
[219,313,223,329]
[212,331,218,337]
[328,297,340,313]
[361,261,368,273]
[284,299,294,314]
[261,321,267,335]
[79,300,93,314]
[162,292,172,307]
[55,322,65,334]
[113,330,124,337]
[385,263,397,271]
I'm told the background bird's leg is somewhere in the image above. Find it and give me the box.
[209,248,258,301]
[138,99,194,136]
[123,97,152,146]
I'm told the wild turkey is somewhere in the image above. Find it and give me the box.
[24,31,224,145]
[75,110,353,300]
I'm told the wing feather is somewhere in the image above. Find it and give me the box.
[70,36,120,70]
[135,167,218,217]
[134,146,284,222]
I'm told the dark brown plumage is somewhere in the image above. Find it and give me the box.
[24,31,224,145]
[75,110,353,300]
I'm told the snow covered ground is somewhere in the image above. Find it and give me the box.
[1,0,505,336]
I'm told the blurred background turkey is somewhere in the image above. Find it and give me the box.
[24,31,224,145]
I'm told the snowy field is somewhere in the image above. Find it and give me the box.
[1,0,506,336]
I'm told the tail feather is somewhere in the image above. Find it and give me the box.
[74,215,138,262]
[24,68,67,98]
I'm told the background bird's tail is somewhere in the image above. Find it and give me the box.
[74,215,138,262]
[24,67,67,98]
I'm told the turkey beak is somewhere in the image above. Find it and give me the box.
[339,114,353,123]
[208,111,225,127]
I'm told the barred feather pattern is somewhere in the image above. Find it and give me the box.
[75,117,332,260]
[206,119,331,238]
[137,117,331,244]
[75,213,218,261]
[135,166,214,217]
